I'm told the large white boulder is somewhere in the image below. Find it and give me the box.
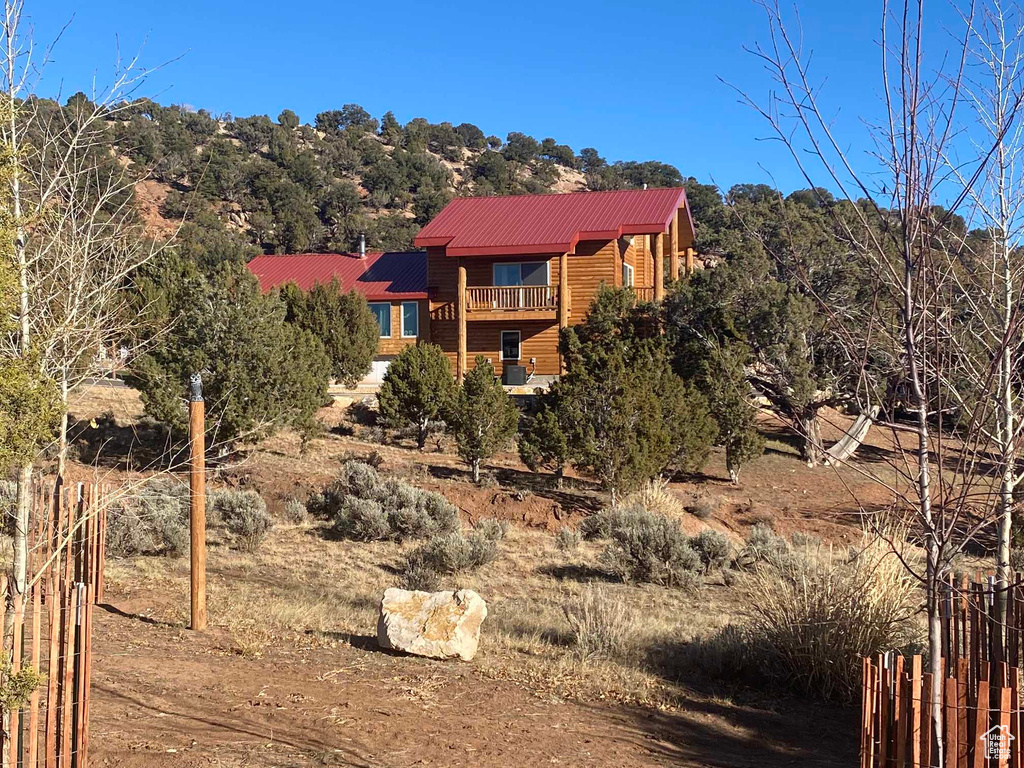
[376,588,487,661]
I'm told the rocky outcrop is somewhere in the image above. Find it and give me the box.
[376,588,487,661]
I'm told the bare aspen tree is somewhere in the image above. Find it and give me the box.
[0,0,163,595]
[951,0,1024,625]
[738,0,1024,760]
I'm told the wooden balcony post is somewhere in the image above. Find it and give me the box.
[652,232,665,302]
[685,246,695,276]
[558,251,569,374]
[457,260,467,382]
[669,210,680,281]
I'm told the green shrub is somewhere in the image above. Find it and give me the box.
[687,496,718,521]
[598,504,702,587]
[283,498,308,524]
[400,560,442,592]
[401,519,505,587]
[213,490,273,552]
[107,478,191,557]
[691,529,731,573]
[310,461,459,541]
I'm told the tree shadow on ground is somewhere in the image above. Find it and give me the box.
[69,414,183,471]
[536,562,617,583]
[584,693,858,767]
[426,463,605,517]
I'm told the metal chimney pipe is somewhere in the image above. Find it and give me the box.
[358,233,366,259]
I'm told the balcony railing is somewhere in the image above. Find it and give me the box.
[466,285,558,312]
[632,286,656,303]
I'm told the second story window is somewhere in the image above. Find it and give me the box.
[623,262,635,288]
[370,302,391,338]
[493,261,549,286]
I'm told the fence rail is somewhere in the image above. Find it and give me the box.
[1,478,107,768]
[466,285,557,311]
[862,574,1024,768]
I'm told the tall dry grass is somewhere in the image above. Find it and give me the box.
[745,533,922,701]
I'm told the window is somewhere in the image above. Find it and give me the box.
[622,262,635,288]
[401,301,418,338]
[501,330,521,361]
[493,261,549,286]
[370,302,391,337]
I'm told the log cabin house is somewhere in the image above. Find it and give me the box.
[247,187,696,387]
[413,187,696,383]
[248,248,429,383]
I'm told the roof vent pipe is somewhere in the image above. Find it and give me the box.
[642,183,648,190]
[358,233,366,259]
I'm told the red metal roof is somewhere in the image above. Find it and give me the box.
[246,251,427,300]
[414,187,692,256]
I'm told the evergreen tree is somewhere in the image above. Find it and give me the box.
[447,357,518,483]
[281,280,378,387]
[531,287,717,496]
[128,257,330,449]
[378,343,457,449]
[702,342,764,484]
[518,396,570,488]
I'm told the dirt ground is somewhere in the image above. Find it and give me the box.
[89,570,857,768]
[67,382,875,767]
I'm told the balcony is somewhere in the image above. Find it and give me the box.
[632,286,656,303]
[465,285,559,321]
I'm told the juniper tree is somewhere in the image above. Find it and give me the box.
[447,357,518,483]
[518,395,571,487]
[128,257,330,449]
[378,343,457,449]
[280,280,378,387]
[540,287,717,497]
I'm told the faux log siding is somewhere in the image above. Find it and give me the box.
[634,234,651,288]
[567,239,618,313]
[376,300,428,355]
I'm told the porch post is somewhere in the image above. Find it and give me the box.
[558,251,569,374]
[668,210,680,282]
[685,246,695,276]
[652,233,665,302]
[457,260,467,382]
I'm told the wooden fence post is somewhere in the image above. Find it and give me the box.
[189,374,207,632]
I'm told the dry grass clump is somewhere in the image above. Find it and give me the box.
[621,480,687,519]
[745,533,922,701]
[563,586,639,662]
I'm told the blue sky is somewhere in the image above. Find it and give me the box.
[27,1,964,194]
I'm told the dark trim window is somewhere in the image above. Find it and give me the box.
[493,261,549,286]
[501,330,521,361]
[370,302,391,337]
[401,301,418,338]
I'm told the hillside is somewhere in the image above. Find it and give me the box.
[99,98,688,254]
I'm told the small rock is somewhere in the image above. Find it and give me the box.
[377,588,487,661]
